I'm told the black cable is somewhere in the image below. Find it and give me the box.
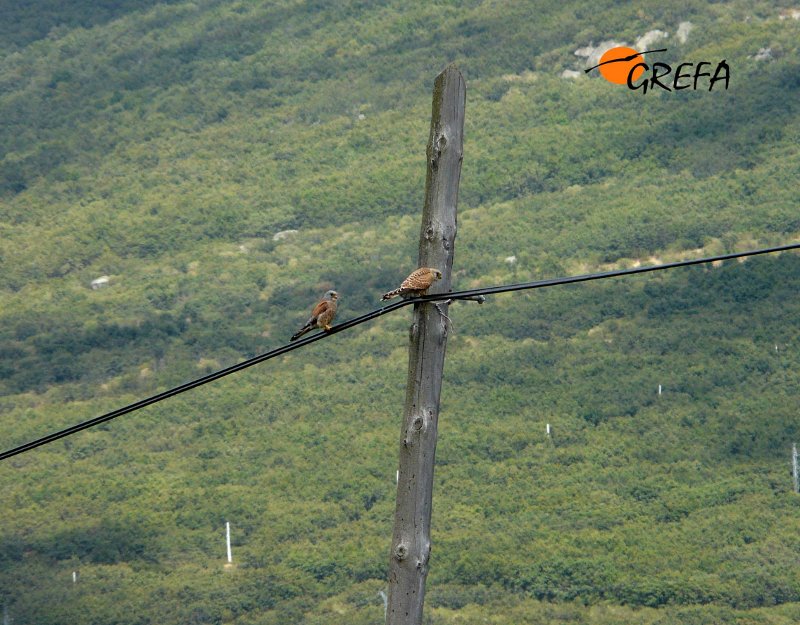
[2,241,798,462]
[420,241,800,303]
[0,298,409,462]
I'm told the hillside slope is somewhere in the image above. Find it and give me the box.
[1,1,800,623]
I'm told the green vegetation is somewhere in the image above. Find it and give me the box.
[1,0,800,623]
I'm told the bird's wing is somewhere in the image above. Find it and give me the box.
[401,268,434,291]
[317,303,337,327]
[310,299,332,319]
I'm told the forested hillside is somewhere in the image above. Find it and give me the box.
[1,1,800,623]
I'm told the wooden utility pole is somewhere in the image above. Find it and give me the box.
[386,64,465,625]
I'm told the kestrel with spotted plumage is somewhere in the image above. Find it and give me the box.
[291,290,339,341]
[381,267,443,300]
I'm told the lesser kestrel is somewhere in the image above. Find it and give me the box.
[291,290,339,341]
[381,267,443,300]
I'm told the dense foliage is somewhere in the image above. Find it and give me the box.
[1,0,800,623]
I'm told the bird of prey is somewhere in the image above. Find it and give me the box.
[291,290,339,341]
[381,267,443,300]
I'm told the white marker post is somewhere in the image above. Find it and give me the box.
[546,423,551,436]
[72,571,77,584]
[379,590,388,618]
[658,384,662,395]
[226,521,232,564]
[793,444,798,494]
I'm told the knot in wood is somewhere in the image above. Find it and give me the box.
[430,133,446,170]
[424,225,435,241]
[394,542,409,561]
[416,540,431,570]
[412,416,424,431]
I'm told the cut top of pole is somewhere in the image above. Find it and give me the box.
[418,63,466,285]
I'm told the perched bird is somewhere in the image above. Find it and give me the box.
[381,267,443,300]
[291,290,339,341]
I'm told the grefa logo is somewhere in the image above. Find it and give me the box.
[586,46,730,94]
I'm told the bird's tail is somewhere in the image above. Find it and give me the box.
[290,323,313,341]
[381,288,403,301]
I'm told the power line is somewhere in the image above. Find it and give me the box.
[422,241,800,302]
[0,298,408,462]
[1,241,798,462]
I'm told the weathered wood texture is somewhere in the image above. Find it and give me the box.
[386,64,466,625]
